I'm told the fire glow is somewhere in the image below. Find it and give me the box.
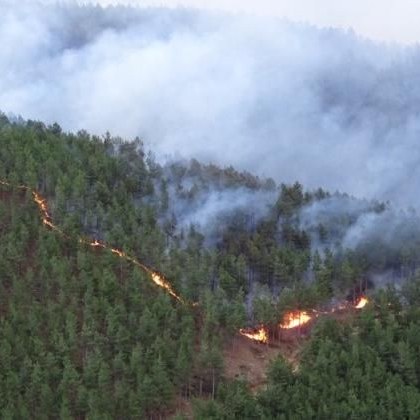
[0,180,183,303]
[0,179,371,341]
[280,311,312,330]
[239,327,268,344]
[240,296,371,344]
[355,296,369,309]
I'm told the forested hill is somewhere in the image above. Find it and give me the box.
[2,115,420,418]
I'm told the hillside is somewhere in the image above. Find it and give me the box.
[1,115,420,418]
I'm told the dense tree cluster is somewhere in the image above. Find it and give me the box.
[194,286,420,419]
[2,114,420,418]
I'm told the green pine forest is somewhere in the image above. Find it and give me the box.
[2,115,420,419]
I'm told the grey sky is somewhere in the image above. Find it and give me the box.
[92,0,420,44]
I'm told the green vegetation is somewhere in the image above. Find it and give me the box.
[2,115,420,418]
[195,287,420,419]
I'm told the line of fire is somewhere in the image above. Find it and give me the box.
[0,179,184,303]
[239,296,369,344]
[1,179,370,347]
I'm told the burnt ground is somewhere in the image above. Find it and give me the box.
[224,331,310,392]
[224,307,361,392]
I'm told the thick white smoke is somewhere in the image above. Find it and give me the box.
[2,2,420,207]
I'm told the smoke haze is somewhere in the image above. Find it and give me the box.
[2,2,420,207]
[299,194,420,254]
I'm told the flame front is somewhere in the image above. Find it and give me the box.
[355,296,369,309]
[90,239,105,249]
[151,272,183,302]
[0,178,370,330]
[239,327,268,344]
[280,311,312,329]
[0,180,183,303]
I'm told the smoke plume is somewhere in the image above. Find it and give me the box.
[2,2,420,207]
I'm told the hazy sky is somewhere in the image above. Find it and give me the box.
[91,0,420,44]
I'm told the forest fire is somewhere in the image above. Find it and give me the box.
[111,248,125,258]
[0,179,184,303]
[355,296,369,309]
[151,271,183,302]
[239,327,268,344]
[32,191,50,218]
[280,311,312,329]
[0,178,370,339]
[90,239,106,249]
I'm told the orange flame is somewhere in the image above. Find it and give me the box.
[239,327,268,344]
[32,192,50,218]
[280,311,312,329]
[0,179,183,303]
[355,296,368,309]
[150,271,183,302]
[90,239,105,249]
